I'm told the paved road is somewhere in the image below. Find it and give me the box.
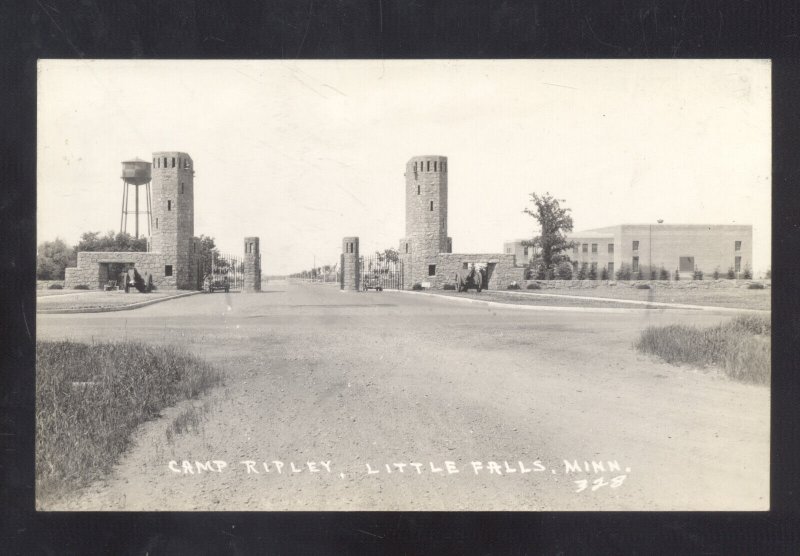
[37,281,769,510]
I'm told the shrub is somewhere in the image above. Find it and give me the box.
[600,267,609,280]
[74,284,90,290]
[636,284,651,289]
[674,269,680,281]
[650,268,657,280]
[743,265,752,279]
[507,282,521,290]
[765,268,771,279]
[412,283,423,291]
[588,264,598,280]
[526,282,541,290]
[48,283,63,290]
[443,283,456,290]
[544,267,555,281]
[712,267,720,280]
[36,341,223,503]
[555,261,573,280]
[635,315,770,384]
[576,262,588,280]
[693,269,704,280]
[748,282,765,290]
[727,267,735,279]
[659,267,669,280]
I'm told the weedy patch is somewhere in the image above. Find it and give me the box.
[36,340,224,504]
[635,315,770,385]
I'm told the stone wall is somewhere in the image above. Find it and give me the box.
[243,236,261,292]
[434,253,524,290]
[64,251,173,289]
[341,236,360,291]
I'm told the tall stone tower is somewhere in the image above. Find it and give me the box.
[243,236,262,292]
[150,151,195,289]
[399,155,452,287]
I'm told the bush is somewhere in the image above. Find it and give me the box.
[659,267,669,280]
[635,315,770,384]
[48,283,63,290]
[636,284,651,289]
[674,269,680,281]
[576,262,588,280]
[712,267,720,280]
[600,267,609,280]
[507,282,521,290]
[727,267,735,279]
[650,269,657,280]
[693,269,704,280]
[526,282,541,290]
[743,265,752,279]
[555,261,573,280]
[765,268,771,279]
[412,283,423,291]
[74,284,90,290]
[36,341,223,503]
[748,282,765,289]
[442,283,455,290]
[615,264,631,281]
[588,264,598,280]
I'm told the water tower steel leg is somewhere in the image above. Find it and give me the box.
[135,183,139,238]
[145,182,152,236]
[120,181,126,234]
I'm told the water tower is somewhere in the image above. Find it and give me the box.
[120,158,152,238]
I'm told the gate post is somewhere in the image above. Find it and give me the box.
[341,236,360,291]
[243,236,261,292]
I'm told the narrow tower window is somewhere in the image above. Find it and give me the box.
[430,201,434,211]
[434,161,437,171]
[165,265,173,277]
[172,157,176,168]
[181,183,184,194]
[427,161,430,171]
[417,185,420,195]
[163,157,167,168]
[167,200,172,211]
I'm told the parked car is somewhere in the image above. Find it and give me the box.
[203,273,230,293]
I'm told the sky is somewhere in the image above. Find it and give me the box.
[38,59,771,275]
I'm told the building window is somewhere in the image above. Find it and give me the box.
[427,161,430,171]
[172,157,176,168]
[735,256,742,273]
[405,243,408,253]
[167,200,172,211]
[165,265,173,277]
[735,241,742,251]
[632,240,639,251]
[434,161,437,171]
[591,243,597,254]
[463,262,469,269]
[163,157,167,168]
[608,262,614,276]
[608,243,614,254]
[417,185,420,195]
[430,201,434,211]
[181,183,184,194]
[184,159,189,169]
[506,248,511,254]
[632,256,639,272]
[582,243,588,254]
[573,245,578,254]
[428,264,436,276]
[155,218,158,229]
[523,246,529,257]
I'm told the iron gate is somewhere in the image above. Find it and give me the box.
[359,254,403,290]
[196,251,244,291]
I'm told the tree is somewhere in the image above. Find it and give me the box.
[588,263,598,280]
[195,235,218,275]
[555,261,573,280]
[576,262,588,280]
[76,230,147,252]
[37,238,76,279]
[523,192,575,275]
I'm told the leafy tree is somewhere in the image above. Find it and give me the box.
[76,230,147,252]
[555,261,573,280]
[576,262,588,280]
[523,192,575,275]
[37,238,76,279]
[195,235,219,275]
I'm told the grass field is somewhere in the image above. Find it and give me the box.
[36,340,223,504]
[36,290,188,311]
[635,315,771,384]
[424,289,679,310]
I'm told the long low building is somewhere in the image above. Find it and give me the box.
[506,223,753,278]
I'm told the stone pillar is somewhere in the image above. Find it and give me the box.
[341,236,360,291]
[243,236,261,292]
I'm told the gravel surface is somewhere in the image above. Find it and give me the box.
[36,282,769,511]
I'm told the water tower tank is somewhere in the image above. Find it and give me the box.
[121,158,152,186]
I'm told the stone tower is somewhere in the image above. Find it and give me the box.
[341,236,360,291]
[399,155,452,287]
[150,151,195,289]
[243,236,262,292]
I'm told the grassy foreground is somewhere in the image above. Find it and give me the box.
[635,315,770,384]
[36,340,223,503]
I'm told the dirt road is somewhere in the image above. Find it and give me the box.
[36,281,769,511]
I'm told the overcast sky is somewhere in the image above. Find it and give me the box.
[38,59,771,274]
